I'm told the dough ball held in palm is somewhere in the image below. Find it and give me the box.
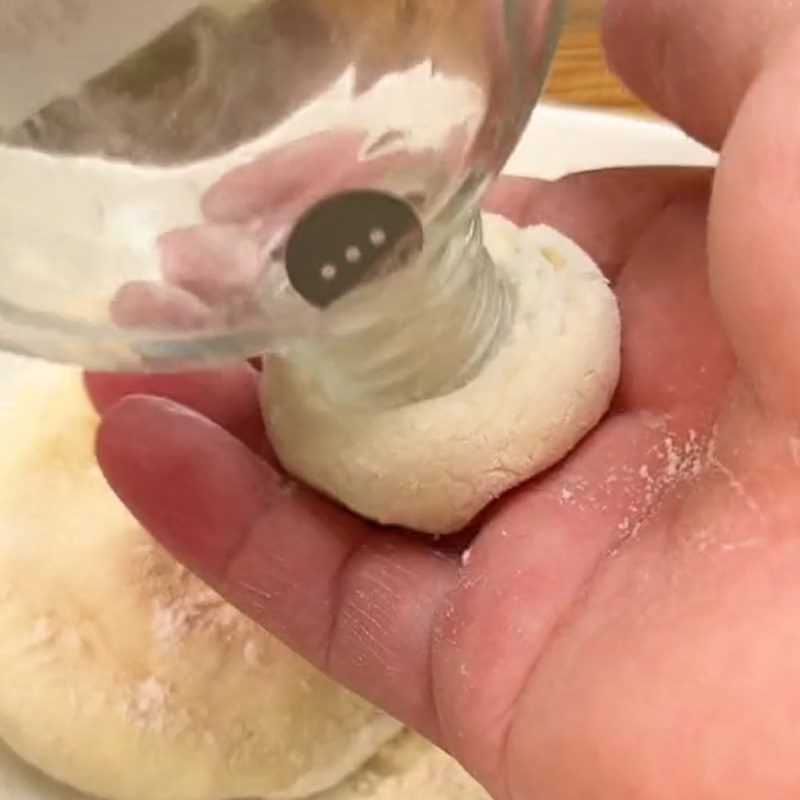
[264,214,621,535]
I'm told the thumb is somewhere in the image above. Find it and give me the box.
[709,25,800,420]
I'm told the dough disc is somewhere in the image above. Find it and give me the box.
[0,369,400,800]
[0,729,490,800]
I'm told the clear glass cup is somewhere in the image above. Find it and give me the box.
[0,0,565,373]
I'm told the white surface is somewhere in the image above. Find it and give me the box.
[0,103,718,798]
[510,102,717,179]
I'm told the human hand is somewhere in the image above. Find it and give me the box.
[88,1,800,797]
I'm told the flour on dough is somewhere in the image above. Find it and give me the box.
[0,368,400,800]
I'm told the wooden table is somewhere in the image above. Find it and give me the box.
[544,0,648,114]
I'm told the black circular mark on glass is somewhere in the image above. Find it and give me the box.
[285,189,424,309]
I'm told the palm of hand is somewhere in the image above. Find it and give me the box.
[483,175,794,800]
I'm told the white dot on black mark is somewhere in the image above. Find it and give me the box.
[345,246,362,264]
[321,264,337,282]
[370,228,387,247]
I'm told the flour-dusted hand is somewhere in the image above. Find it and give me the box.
[90,1,800,798]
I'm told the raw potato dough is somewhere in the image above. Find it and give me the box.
[0,736,89,800]
[319,730,490,800]
[0,729,490,800]
[264,215,621,535]
[0,369,401,800]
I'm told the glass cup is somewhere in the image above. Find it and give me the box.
[0,0,565,375]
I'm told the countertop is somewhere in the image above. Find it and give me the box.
[544,0,648,114]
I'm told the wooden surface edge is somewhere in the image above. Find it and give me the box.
[544,2,651,115]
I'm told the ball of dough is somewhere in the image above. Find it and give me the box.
[263,216,621,535]
[0,369,401,800]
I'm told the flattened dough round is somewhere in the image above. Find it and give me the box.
[0,728,489,800]
[264,216,621,534]
[0,369,401,800]
[318,730,490,800]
